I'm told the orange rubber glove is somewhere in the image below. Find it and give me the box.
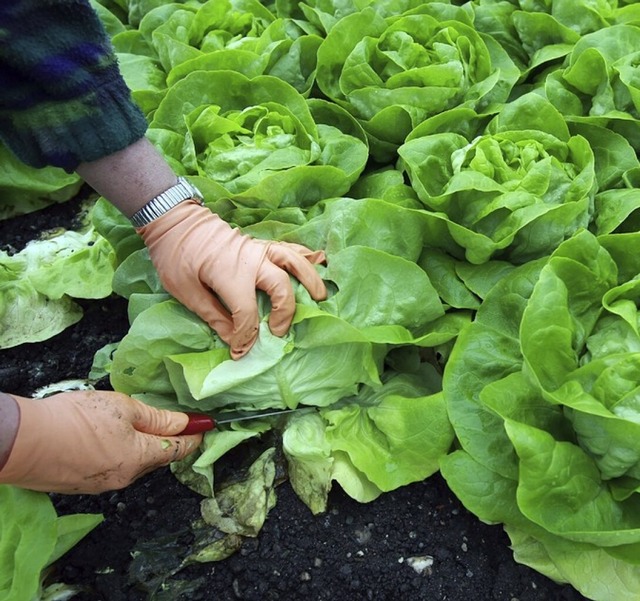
[0,391,202,494]
[137,200,327,359]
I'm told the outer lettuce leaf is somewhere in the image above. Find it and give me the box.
[0,144,82,220]
[441,450,640,601]
[324,389,452,491]
[282,411,334,513]
[284,367,453,512]
[320,245,444,332]
[281,196,429,261]
[347,167,420,206]
[110,299,222,397]
[161,308,381,409]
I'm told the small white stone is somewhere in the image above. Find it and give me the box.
[406,555,434,575]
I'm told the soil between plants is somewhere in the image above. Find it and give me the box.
[0,196,588,601]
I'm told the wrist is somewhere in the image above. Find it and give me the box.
[0,393,20,472]
[76,137,178,217]
[130,176,204,228]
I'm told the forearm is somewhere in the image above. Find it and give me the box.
[0,0,147,172]
[76,137,177,217]
[0,393,19,471]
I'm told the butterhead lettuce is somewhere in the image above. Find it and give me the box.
[148,70,368,211]
[441,230,640,600]
[315,4,520,160]
[398,93,597,264]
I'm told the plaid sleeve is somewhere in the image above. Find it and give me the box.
[0,0,148,172]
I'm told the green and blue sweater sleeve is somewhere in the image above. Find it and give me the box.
[0,0,148,172]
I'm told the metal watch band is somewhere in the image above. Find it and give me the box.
[130,177,204,228]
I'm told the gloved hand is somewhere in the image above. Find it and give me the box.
[137,200,327,359]
[0,391,202,494]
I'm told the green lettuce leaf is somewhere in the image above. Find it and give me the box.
[0,144,82,220]
[0,205,115,348]
[0,485,102,601]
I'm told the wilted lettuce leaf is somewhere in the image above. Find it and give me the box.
[0,205,115,348]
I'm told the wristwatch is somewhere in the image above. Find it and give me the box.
[130,177,204,227]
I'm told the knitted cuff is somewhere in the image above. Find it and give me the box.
[0,78,148,172]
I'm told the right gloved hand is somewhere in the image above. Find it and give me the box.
[0,391,202,494]
[137,200,327,359]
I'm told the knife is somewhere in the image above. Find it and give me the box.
[179,408,302,435]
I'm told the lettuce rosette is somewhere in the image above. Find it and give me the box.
[105,0,324,117]
[541,23,640,151]
[397,93,597,264]
[441,229,640,601]
[146,70,368,219]
[315,4,520,161]
[98,193,468,547]
[468,0,634,76]
[272,0,434,35]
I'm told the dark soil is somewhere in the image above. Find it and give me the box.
[0,196,589,601]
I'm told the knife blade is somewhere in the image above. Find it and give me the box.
[179,408,302,435]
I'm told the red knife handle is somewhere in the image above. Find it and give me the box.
[180,412,216,435]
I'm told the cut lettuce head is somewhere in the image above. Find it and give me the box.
[441,229,640,600]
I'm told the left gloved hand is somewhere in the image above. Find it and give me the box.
[137,200,327,359]
[0,391,201,494]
